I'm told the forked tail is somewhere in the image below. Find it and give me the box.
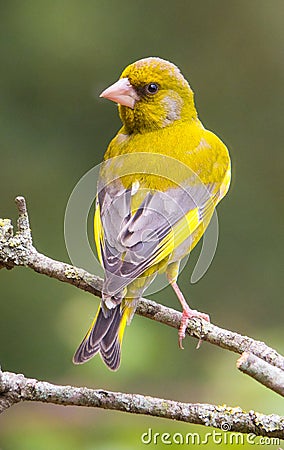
[73,304,129,371]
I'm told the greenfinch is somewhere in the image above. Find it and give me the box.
[73,57,231,370]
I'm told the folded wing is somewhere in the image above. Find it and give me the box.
[95,177,218,299]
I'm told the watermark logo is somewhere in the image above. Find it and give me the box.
[140,427,281,446]
[64,153,219,296]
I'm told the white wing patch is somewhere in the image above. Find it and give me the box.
[131,180,140,196]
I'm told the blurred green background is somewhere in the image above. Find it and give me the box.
[0,1,283,449]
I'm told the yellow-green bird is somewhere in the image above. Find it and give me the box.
[73,57,231,370]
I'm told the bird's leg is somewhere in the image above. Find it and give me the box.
[169,280,210,349]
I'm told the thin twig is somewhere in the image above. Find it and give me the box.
[0,369,283,439]
[237,352,284,397]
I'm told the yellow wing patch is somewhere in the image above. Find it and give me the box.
[151,196,215,266]
[94,200,104,266]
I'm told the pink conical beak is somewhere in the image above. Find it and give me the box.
[99,77,139,109]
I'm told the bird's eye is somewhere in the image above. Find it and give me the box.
[145,83,159,94]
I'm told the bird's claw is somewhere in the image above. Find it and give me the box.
[178,308,210,349]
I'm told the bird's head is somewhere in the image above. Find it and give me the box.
[100,57,197,134]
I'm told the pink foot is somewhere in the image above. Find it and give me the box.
[178,308,210,349]
[168,280,210,349]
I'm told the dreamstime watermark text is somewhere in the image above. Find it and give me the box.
[140,426,281,446]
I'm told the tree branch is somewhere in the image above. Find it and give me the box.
[0,368,283,439]
[1,196,284,435]
[237,352,284,397]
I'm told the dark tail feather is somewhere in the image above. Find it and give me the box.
[73,304,126,371]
